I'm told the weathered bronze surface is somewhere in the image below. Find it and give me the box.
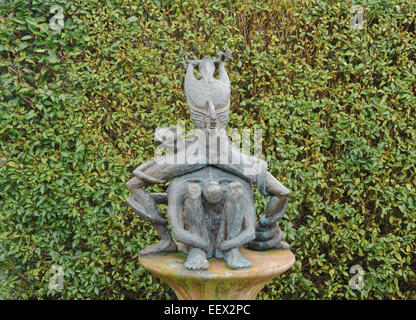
[126,49,293,271]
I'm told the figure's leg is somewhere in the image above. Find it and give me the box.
[183,183,209,270]
[265,172,290,198]
[246,171,291,251]
[126,176,177,255]
[167,180,209,251]
[248,196,290,250]
[126,177,165,224]
[223,182,253,269]
[139,223,178,255]
[127,157,205,256]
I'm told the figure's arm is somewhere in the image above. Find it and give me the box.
[258,196,288,227]
[185,63,196,82]
[265,171,291,198]
[184,55,200,83]
[167,181,209,252]
[217,62,230,84]
[215,48,231,84]
[247,196,289,251]
[220,222,255,251]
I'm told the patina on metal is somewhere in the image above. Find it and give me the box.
[126,49,292,270]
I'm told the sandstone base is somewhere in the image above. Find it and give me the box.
[140,248,295,300]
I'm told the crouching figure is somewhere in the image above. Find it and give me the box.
[167,166,256,270]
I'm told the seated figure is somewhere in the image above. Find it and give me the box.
[167,166,256,270]
[126,49,291,270]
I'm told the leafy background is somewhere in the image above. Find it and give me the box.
[0,0,415,299]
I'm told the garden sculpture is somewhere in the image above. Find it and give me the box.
[126,49,291,270]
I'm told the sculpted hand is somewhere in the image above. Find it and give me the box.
[218,240,232,251]
[216,47,232,62]
[183,54,200,69]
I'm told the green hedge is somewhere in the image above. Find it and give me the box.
[1,0,415,299]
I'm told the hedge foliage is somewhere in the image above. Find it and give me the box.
[1,0,415,299]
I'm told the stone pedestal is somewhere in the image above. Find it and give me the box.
[140,248,295,300]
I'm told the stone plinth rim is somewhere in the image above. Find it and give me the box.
[140,247,295,281]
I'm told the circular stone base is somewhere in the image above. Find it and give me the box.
[140,248,295,300]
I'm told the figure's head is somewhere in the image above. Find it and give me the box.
[199,56,215,80]
[185,183,202,200]
[226,182,244,200]
[203,181,223,204]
